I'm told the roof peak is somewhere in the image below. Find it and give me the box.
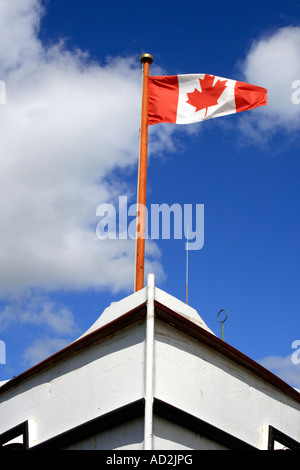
[78,274,214,340]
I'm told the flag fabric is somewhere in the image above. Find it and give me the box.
[148,74,268,125]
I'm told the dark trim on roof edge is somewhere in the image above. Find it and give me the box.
[29,398,145,450]
[154,301,300,404]
[27,397,256,450]
[1,297,299,405]
[268,425,300,450]
[0,421,28,450]
[0,303,147,395]
[153,398,257,450]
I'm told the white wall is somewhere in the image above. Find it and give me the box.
[1,306,299,450]
[0,322,146,446]
[154,319,300,449]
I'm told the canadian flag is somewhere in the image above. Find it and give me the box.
[148,74,268,125]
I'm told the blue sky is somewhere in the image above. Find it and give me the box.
[0,0,300,389]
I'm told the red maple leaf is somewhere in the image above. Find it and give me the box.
[186,75,228,117]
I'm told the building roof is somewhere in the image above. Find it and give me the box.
[1,274,299,404]
[78,280,215,339]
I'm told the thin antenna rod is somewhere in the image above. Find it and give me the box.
[217,309,228,341]
[186,226,189,304]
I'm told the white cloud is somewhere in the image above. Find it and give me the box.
[238,26,300,142]
[0,0,43,74]
[0,291,78,335]
[22,336,69,367]
[258,354,300,390]
[0,0,168,297]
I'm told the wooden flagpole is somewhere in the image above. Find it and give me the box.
[135,53,153,292]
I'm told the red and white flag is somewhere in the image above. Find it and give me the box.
[148,74,268,125]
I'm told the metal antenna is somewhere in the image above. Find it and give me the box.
[217,309,228,341]
[186,226,189,304]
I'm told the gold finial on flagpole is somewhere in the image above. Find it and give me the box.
[140,53,153,65]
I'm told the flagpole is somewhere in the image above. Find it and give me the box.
[135,53,153,292]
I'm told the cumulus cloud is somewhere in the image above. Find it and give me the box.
[258,354,300,390]
[0,0,170,370]
[22,337,69,367]
[238,26,300,143]
[0,0,167,298]
[0,291,78,334]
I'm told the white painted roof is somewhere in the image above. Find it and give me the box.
[78,274,215,340]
